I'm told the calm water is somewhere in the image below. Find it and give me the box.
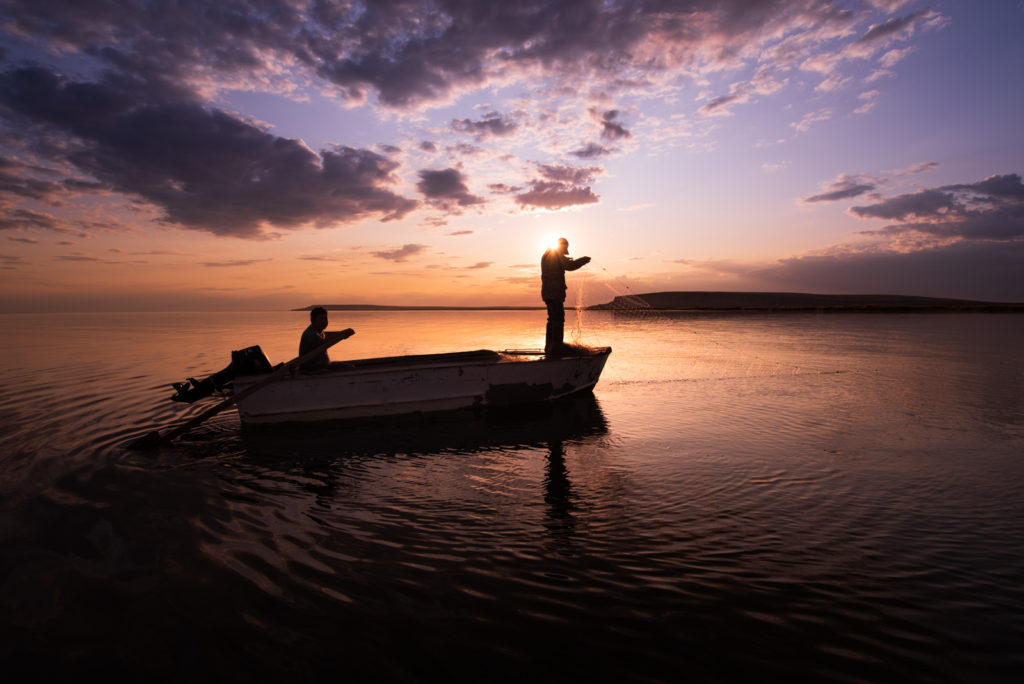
[1,310,1023,682]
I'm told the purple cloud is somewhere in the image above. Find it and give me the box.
[570,142,612,159]
[535,163,601,185]
[0,66,417,238]
[451,111,518,139]
[854,9,933,47]
[699,92,747,117]
[515,182,599,210]
[0,207,60,231]
[416,168,484,209]
[488,183,521,195]
[514,163,602,210]
[803,175,877,203]
[851,189,959,221]
[758,240,1024,302]
[590,109,631,140]
[851,173,1024,242]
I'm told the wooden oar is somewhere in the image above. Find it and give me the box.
[127,328,355,449]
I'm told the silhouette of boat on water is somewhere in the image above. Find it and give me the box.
[239,389,609,460]
[170,344,612,426]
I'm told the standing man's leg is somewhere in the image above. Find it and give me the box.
[544,298,565,354]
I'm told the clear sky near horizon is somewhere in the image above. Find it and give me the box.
[1,0,1022,312]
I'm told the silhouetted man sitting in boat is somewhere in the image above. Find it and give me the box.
[541,237,591,355]
[299,307,354,373]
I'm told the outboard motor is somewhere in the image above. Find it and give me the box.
[170,345,274,403]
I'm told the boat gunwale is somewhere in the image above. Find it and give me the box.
[233,346,612,384]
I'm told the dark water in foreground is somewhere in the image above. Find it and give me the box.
[1,310,1023,682]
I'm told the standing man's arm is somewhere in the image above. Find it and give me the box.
[562,255,591,271]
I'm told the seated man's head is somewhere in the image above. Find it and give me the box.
[310,306,328,331]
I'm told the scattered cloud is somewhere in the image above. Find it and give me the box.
[699,91,750,117]
[854,89,882,114]
[879,46,914,68]
[451,111,519,140]
[371,243,429,262]
[791,108,833,133]
[488,183,521,195]
[803,174,877,203]
[569,142,612,159]
[815,73,850,93]
[888,161,939,177]
[514,163,602,211]
[416,168,484,211]
[589,108,632,140]
[202,259,272,267]
[850,9,933,56]
[0,207,61,231]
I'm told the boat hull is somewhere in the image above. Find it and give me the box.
[233,347,611,424]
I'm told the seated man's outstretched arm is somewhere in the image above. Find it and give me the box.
[325,328,356,341]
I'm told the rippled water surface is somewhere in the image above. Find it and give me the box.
[2,310,1023,682]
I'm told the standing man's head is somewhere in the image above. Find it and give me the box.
[310,306,328,332]
[557,237,569,254]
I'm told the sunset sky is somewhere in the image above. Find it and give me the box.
[1,0,1022,311]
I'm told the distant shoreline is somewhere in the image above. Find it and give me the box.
[297,291,1024,313]
[294,305,544,311]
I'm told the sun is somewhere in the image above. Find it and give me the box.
[541,233,564,252]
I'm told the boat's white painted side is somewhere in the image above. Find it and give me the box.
[233,348,610,424]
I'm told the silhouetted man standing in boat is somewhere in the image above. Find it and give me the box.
[541,238,591,355]
[299,307,353,373]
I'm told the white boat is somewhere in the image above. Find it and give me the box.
[232,347,612,424]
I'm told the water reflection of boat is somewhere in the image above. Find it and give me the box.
[239,391,608,459]
[233,347,611,425]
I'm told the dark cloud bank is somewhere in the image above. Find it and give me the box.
[780,173,1024,301]
[758,239,1024,302]
[0,66,417,237]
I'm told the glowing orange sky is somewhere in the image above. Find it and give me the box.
[2,1,1023,311]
